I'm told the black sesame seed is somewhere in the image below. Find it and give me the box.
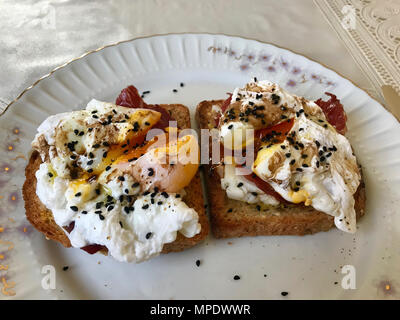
[237,182,244,188]
[227,208,233,213]
[93,143,100,148]
[92,115,99,119]
[290,159,296,165]
[285,153,291,158]
[119,221,123,228]
[157,201,163,205]
[281,292,289,297]
[161,192,169,198]
[107,206,114,212]
[75,192,81,197]
[293,187,300,192]
[146,232,152,239]
[87,160,94,166]
[173,89,178,93]
[233,275,241,280]
[62,266,69,271]
[81,211,87,215]
[315,140,321,147]
[195,260,201,267]
[74,129,79,135]
[301,154,308,159]
[79,131,84,136]
[143,191,150,196]
[124,189,129,194]
[123,207,130,214]
[95,189,100,195]
[132,182,140,188]
[271,93,280,104]
[99,214,105,221]
[70,206,78,212]
[296,168,303,172]
[118,176,125,181]
[87,169,93,173]
[148,168,154,176]
[142,204,149,210]
[251,192,258,196]
[48,172,53,177]
[105,166,111,171]
[280,145,286,149]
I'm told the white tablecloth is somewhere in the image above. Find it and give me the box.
[0,0,375,112]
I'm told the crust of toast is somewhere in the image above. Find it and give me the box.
[195,99,366,238]
[23,104,209,254]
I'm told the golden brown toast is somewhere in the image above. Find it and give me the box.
[196,99,366,238]
[23,104,209,254]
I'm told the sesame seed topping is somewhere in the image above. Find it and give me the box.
[75,192,81,197]
[233,275,241,280]
[118,176,125,181]
[70,206,78,212]
[142,204,149,210]
[146,232,152,239]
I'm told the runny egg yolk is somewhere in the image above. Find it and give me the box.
[289,189,312,206]
[68,175,92,200]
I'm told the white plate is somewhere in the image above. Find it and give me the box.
[1,33,399,300]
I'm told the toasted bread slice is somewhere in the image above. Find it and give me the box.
[23,104,209,254]
[196,100,366,238]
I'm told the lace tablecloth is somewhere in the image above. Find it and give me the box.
[316,0,400,102]
[0,0,394,113]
